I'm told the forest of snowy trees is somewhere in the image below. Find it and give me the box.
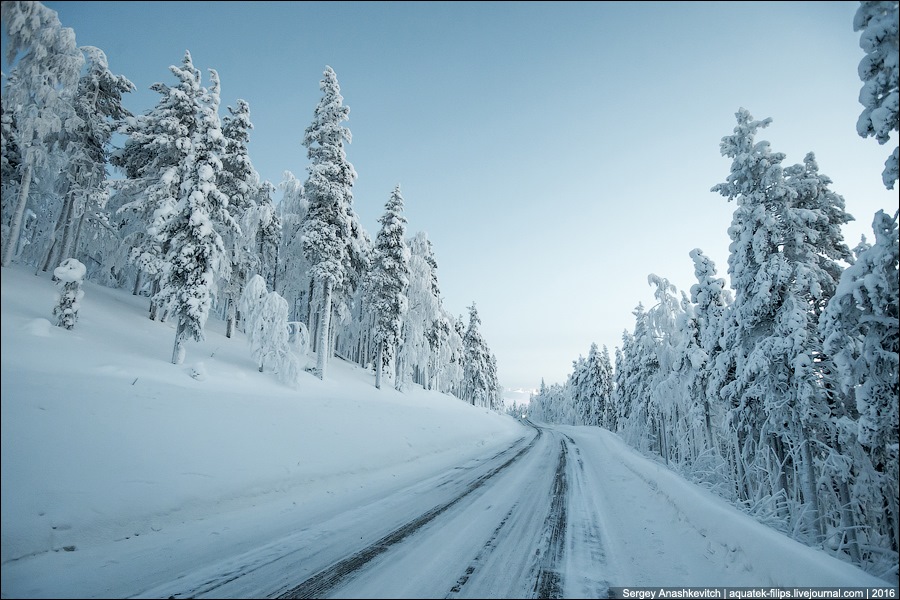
[1,0,898,582]
[0,0,503,407]
[528,0,898,580]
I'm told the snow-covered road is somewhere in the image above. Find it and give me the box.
[128,421,884,599]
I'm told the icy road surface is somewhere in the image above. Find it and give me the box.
[131,421,883,599]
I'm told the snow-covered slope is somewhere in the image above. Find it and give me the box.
[0,264,526,595]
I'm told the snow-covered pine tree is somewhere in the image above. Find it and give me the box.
[367,185,410,390]
[400,231,444,389]
[52,257,86,330]
[461,303,501,409]
[219,98,259,337]
[671,293,707,465]
[567,354,589,425]
[462,303,491,407]
[712,110,854,542]
[619,303,663,454]
[153,62,237,365]
[45,46,133,277]
[645,274,686,465]
[253,182,282,290]
[853,0,899,189]
[437,311,465,397]
[0,94,21,220]
[595,345,614,428]
[711,109,793,505]
[300,66,357,380]
[820,209,899,561]
[1,0,84,268]
[239,274,300,385]
[611,335,632,433]
[238,273,268,335]
[0,94,19,195]
[486,351,502,412]
[111,51,207,317]
[275,170,313,322]
[687,249,732,459]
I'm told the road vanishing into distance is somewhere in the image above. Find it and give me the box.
[133,420,885,599]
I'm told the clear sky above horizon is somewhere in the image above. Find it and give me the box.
[3,1,898,393]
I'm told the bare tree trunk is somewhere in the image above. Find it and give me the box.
[888,480,900,555]
[375,343,383,389]
[132,270,144,296]
[150,282,161,320]
[315,278,332,380]
[70,201,88,265]
[394,342,404,392]
[772,433,789,518]
[172,321,186,364]
[837,475,861,564]
[703,394,715,454]
[40,190,72,274]
[733,428,749,501]
[2,160,33,268]
[801,428,822,543]
[58,187,79,264]
[226,298,236,338]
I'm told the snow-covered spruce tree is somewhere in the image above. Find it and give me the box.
[215,99,282,338]
[399,231,444,390]
[821,209,899,562]
[615,280,686,461]
[486,351,502,411]
[528,379,558,424]
[437,311,465,397]
[567,353,589,425]
[611,334,633,433]
[238,272,268,337]
[275,170,312,321]
[367,185,410,390]
[428,312,452,392]
[596,345,615,428]
[619,305,659,451]
[781,152,856,542]
[568,344,614,428]
[0,94,22,189]
[52,257,86,330]
[645,275,687,465]
[218,98,259,337]
[1,0,84,268]
[712,109,853,542]
[1,93,22,233]
[254,182,282,290]
[111,51,206,316]
[687,249,733,460]
[15,135,68,269]
[300,66,357,380]
[671,293,707,465]
[44,47,133,277]
[462,303,495,408]
[710,110,794,506]
[153,62,238,365]
[854,0,899,189]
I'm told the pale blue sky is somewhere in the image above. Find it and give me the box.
[5,1,898,392]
